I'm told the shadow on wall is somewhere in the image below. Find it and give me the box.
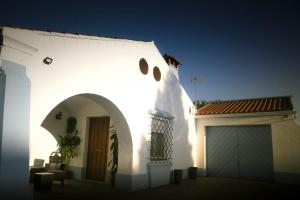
[153,69,194,172]
[0,68,5,165]
[41,102,71,142]
[0,60,31,199]
[133,68,194,189]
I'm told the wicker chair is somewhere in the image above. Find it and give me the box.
[29,159,45,182]
[45,151,66,186]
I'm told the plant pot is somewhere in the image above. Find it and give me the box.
[111,173,116,188]
[65,171,73,179]
[173,169,183,184]
[188,167,198,179]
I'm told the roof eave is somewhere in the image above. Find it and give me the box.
[195,110,296,119]
[0,24,152,43]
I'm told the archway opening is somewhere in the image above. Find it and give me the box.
[39,93,133,187]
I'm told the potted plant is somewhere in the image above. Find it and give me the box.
[57,117,81,178]
[188,167,198,179]
[108,126,118,187]
[173,169,183,184]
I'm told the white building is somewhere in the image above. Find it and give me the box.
[0,26,197,198]
[1,25,300,199]
[195,97,300,184]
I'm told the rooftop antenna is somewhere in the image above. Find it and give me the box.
[190,73,202,103]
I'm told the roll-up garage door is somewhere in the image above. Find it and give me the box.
[206,125,273,180]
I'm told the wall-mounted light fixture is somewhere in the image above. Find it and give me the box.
[55,111,62,120]
[43,57,53,65]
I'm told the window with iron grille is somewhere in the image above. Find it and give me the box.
[149,111,173,162]
[150,132,165,160]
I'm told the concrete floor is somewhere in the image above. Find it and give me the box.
[31,177,300,200]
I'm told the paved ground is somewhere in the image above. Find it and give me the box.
[31,177,300,200]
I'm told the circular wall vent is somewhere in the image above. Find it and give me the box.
[139,58,148,75]
[153,66,161,81]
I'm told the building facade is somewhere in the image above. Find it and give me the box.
[0,26,198,198]
[196,97,300,184]
[1,26,300,199]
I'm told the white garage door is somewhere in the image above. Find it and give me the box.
[206,125,274,180]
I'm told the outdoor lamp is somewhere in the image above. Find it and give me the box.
[43,57,53,65]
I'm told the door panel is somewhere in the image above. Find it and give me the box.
[238,125,273,180]
[86,117,110,181]
[206,126,239,178]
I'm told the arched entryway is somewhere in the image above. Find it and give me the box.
[40,93,133,188]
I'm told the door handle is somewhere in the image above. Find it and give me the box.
[96,149,103,152]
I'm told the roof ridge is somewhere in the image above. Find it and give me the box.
[197,95,293,115]
[207,95,292,104]
[0,24,152,43]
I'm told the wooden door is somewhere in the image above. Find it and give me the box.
[86,117,110,181]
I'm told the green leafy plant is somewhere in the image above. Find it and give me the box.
[57,117,81,172]
[108,126,118,187]
[193,100,207,109]
[66,117,77,133]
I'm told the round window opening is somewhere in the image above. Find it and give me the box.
[139,58,148,75]
[153,66,161,81]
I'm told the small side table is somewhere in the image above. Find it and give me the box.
[34,172,54,190]
[29,167,46,183]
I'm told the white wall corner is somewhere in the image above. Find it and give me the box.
[3,35,38,56]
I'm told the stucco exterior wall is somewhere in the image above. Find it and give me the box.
[0,60,31,199]
[196,113,300,183]
[0,26,197,190]
[273,119,300,172]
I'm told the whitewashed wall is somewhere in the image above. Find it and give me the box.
[0,26,197,191]
[0,60,31,199]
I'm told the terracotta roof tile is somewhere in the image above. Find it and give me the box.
[197,96,293,115]
[231,101,243,113]
[223,102,237,113]
[261,99,268,111]
[257,99,265,112]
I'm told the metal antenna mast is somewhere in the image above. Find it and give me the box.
[190,74,202,102]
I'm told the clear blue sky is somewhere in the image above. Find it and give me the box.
[1,0,300,119]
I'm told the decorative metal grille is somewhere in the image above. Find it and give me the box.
[148,112,173,162]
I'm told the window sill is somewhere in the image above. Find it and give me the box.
[147,161,172,166]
